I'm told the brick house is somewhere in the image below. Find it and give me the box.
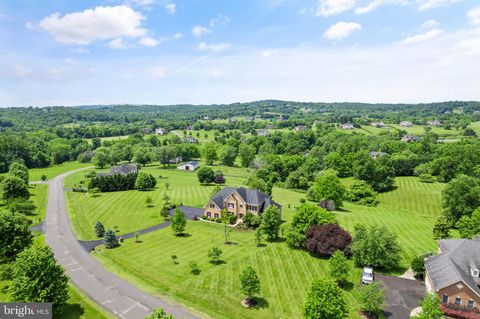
[204,187,281,221]
[425,238,480,314]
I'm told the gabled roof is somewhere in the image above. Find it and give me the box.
[96,164,138,177]
[425,239,480,297]
[209,187,281,211]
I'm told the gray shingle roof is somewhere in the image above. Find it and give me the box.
[96,164,138,177]
[209,187,281,212]
[425,239,480,297]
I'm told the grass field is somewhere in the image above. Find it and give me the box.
[172,129,217,142]
[0,184,48,224]
[26,161,92,182]
[468,121,480,135]
[337,124,461,137]
[78,171,443,318]
[95,221,363,319]
[66,164,254,240]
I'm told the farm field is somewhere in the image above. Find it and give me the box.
[337,124,462,137]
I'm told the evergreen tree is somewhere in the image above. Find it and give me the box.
[94,220,105,238]
[104,229,120,249]
[171,208,187,235]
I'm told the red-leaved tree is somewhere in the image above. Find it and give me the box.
[306,224,352,257]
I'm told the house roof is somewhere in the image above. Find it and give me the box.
[179,161,198,166]
[96,164,138,177]
[425,238,480,297]
[209,187,281,211]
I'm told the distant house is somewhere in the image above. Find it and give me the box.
[369,151,387,159]
[294,125,306,132]
[427,120,442,127]
[245,116,255,121]
[340,123,354,130]
[96,164,138,177]
[402,135,420,143]
[399,121,413,127]
[371,121,385,128]
[204,187,281,221]
[177,161,199,171]
[258,129,269,137]
[425,238,480,314]
[155,127,168,135]
[169,156,183,164]
[203,116,210,120]
[265,124,274,130]
[184,137,198,143]
[186,125,194,131]
[142,128,153,134]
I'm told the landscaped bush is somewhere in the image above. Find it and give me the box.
[242,212,260,229]
[441,304,480,319]
[410,255,425,279]
[135,172,157,190]
[419,173,436,183]
[347,180,379,206]
[306,224,352,257]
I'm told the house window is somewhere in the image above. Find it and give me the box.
[473,269,479,277]
[467,300,475,309]
[247,205,257,211]
[442,295,449,303]
[240,204,243,208]
[455,297,461,306]
[209,204,215,209]
[227,203,235,209]
[207,212,211,218]
[214,213,219,219]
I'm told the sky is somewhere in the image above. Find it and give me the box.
[0,0,479,107]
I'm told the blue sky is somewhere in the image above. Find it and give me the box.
[0,0,479,106]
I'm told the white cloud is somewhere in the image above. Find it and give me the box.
[64,58,76,65]
[39,5,146,45]
[192,25,211,37]
[354,0,405,14]
[197,42,231,53]
[25,22,35,30]
[208,69,227,77]
[108,38,126,49]
[149,65,167,79]
[165,3,176,14]
[316,0,357,17]
[417,0,460,11]
[172,32,184,39]
[422,19,440,29]
[209,15,230,27]
[324,22,362,40]
[70,47,90,54]
[138,36,159,47]
[261,50,277,57]
[400,28,443,44]
[468,7,480,25]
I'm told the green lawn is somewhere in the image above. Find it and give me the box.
[86,175,443,319]
[337,124,461,137]
[95,221,362,319]
[172,129,217,142]
[27,161,92,182]
[0,184,48,224]
[66,164,254,240]
[468,121,480,135]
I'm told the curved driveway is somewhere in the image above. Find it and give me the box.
[45,169,203,319]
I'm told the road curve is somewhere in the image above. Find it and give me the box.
[45,169,203,319]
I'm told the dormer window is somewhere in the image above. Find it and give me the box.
[472,269,479,277]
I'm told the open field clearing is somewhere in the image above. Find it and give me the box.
[27,161,92,182]
[96,221,363,319]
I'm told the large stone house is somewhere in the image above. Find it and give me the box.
[425,238,480,313]
[204,187,281,221]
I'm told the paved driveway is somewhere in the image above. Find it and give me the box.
[376,274,425,319]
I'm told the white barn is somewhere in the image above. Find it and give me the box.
[177,161,199,171]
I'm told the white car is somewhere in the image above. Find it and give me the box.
[361,267,374,284]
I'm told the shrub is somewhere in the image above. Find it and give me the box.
[306,224,352,257]
[410,256,425,279]
[104,229,120,249]
[358,282,386,317]
[135,172,157,190]
[243,212,260,229]
[347,180,379,206]
[197,167,215,184]
[303,277,348,319]
[419,174,436,183]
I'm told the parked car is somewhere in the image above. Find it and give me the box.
[362,267,374,284]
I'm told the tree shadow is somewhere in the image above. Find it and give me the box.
[256,243,267,248]
[134,240,143,244]
[210,260,227,265]
[61,303,85,319]
[267,237,286,244]
[175,233,191,237]
[335,207,351,213]
[191,269,201,275]
[340,281,354,291]
[224,241,238,245]
[252,297,269,309]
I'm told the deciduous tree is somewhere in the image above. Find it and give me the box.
[0,211,32,262]
[303,277,348,319]
[171,208,187,235]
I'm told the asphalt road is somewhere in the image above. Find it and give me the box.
[45,169,204,319]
